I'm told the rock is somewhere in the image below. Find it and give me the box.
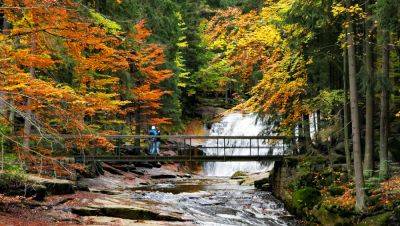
[76,184,90,192]
[27,175,75,195]
[79,161,104,178]
[311,206,351,226]
[231,171,248,179]
[31,184,47,201]
[103,163,125,175]
[135,162,153,169]
[72,207,102,216]
[109,164,136,172]
[151,174,177,179]
[241,172,270,186]
[150,162,162,168]
[261,183,270,191]
[254,177,270,189]
[357,212,392,226]
[82,216,192,226]
[72,204,187,222]
[130,169,145,176]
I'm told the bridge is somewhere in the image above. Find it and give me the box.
[74,135,301,163]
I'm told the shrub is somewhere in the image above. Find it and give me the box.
[328,185,345,196]
[293,187,321,210]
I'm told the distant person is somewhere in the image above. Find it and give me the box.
[149,125,158,155]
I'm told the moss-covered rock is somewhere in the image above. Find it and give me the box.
[311,206,352,226]
[357,212,392,226]
[292,187,321,211]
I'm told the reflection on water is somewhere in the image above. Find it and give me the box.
[131,178,296,226]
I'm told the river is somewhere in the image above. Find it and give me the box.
[131,177,296,225]
[128,113,295,225]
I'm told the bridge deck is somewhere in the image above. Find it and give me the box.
[75,155,285,163]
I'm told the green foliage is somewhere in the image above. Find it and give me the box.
[293,187,321,210]
[0,171,27,193]
[328,185,345,196]
[89,9,122,35]
[307,90,344,117]
[1,154,23,172]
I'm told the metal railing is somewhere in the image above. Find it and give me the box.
[73,135,301,163]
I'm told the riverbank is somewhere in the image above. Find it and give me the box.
[268,154,400,226]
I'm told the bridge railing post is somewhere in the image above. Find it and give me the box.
[223,138,226,161]
[249,138,252,156]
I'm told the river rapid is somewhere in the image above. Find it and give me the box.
[131,177,296,226]
[128,113,295,225]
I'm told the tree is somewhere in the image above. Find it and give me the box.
[346,2,366,211]
[375,0,399,180]
[363,0,375,176]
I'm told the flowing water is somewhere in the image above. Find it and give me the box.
[132,178,296,225]
[130,113,295,225]
[203,113,284,177]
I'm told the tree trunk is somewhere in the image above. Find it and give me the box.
[0,16,10,121]
[24,34,35,151]
[343,41,352,174]
[347,20,366,212]
[379,29,390,180]
[23,65,34,151]
[364,0,375,176]
[134,104,141,151]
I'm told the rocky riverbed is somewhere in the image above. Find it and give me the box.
[0,162,296,225]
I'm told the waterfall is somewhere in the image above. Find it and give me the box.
[202,113,284,177]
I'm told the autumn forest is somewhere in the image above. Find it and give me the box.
[0,0,399,225]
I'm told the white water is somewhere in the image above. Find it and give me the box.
[203,113,285,177]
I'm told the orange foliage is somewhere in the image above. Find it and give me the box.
[0,0,171,174]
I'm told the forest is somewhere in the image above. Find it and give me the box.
[0,0,399,225]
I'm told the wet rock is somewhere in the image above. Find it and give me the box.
[254,177,270,189]
[261,183,270,191]
[231,171,248,179]
[240,172,270,186]
[27,175,75,195]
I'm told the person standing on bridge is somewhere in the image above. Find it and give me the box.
[149,125,160,155]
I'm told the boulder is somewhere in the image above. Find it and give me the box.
[241,172,270,186]
[27,175,75,195]
[72,204,187,221]
[231,171,248,179]
[102,163,125,175]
